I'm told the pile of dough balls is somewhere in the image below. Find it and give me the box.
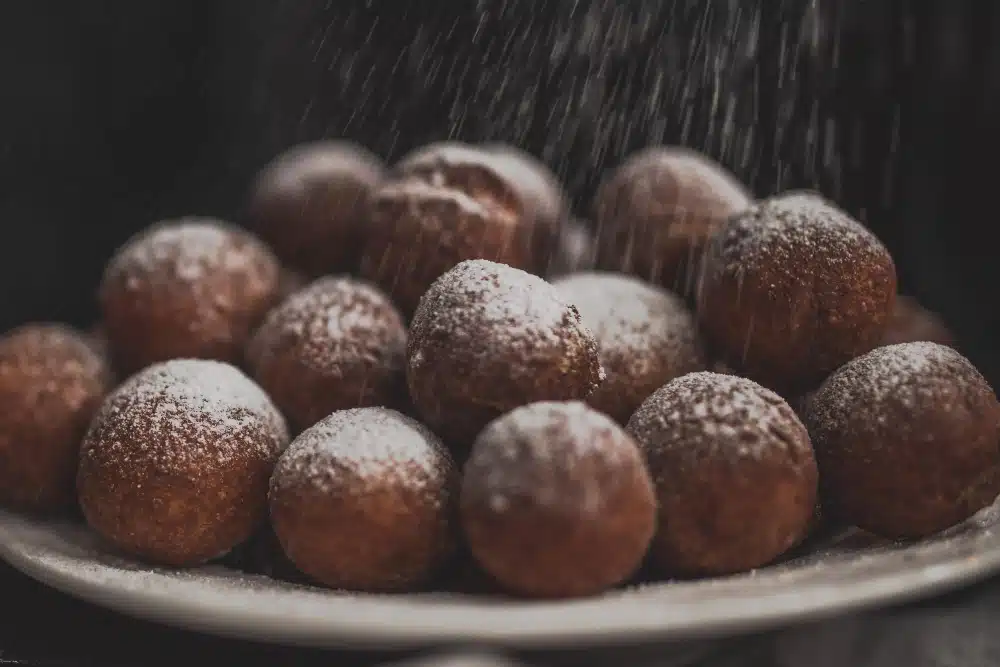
[2,140,996,601]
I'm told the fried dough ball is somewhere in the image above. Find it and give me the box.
[0,324,112,511]
[77,359,289,566]
[361,143,556,315]
[698,192,896,393]
[553,272,705,423]
[461,401,655,598]
[247,277,407,433]
[594,147,751,297]
[881,295,955,347]
[804,342,1000,538]
[481,142,570,234]
[100,219,282,374]
[247,141,385,277]
[627,372,818,576]
[269,407,456,591]
[406,259,603,450]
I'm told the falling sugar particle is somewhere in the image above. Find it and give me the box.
[258,0,910,244]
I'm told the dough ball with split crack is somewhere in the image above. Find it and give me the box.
[361,142,557,315]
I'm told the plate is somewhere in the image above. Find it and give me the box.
[2,503,1000,650]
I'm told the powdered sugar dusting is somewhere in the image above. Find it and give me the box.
[554,272,703,383]
[390,143,528,228]
[104,218,278,289]
[82,359,289,475]
[806,342,993,443]
[6,496,1000,645]
[251,276,405,375]
[0,324,110,402]
[464,401,645,517]
[409,260,602,385]
[703,191,886,283]
[393,141,569,237]
[270,407,451,496]
[627,372,812,462]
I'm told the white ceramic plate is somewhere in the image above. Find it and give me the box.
[2,503,1000,650]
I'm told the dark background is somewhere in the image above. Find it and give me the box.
[0,1,998,662]
[1,0,997,372]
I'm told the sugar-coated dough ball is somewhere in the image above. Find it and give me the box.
[461,401,655,598]
[269,407,456,591]
[805,342,1000,538]
[361,143,553,315]
[698,192,896,393]
[406,259,604,450]
[247,277,407,433]
[77,359,290,566]
[594,147,751,297]
[554,272,705,423]
[247,141,385,277]
[100,219,282,374]
[0,324,112,511]
[627,372,818,576]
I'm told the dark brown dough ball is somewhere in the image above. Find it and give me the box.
[485,145,570,271]
[247,141,385,277]
[399,142,568,230]
[361,143,550,315]
[407,259,604,449]
[698,192,897,393]
[881,295,955,347]
[546,218,596,278]
[247,277,407,434]
[77,359,290,566]
[553,272,705,424]
[804,342,1000,539]
[0,324,112,511]
[269,407,456,591]
[100,219,282,375]
[461,401,655,598]
[594,147,751,298]
[627,372,818,576]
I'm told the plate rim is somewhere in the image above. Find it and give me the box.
[2,510,1000,649]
